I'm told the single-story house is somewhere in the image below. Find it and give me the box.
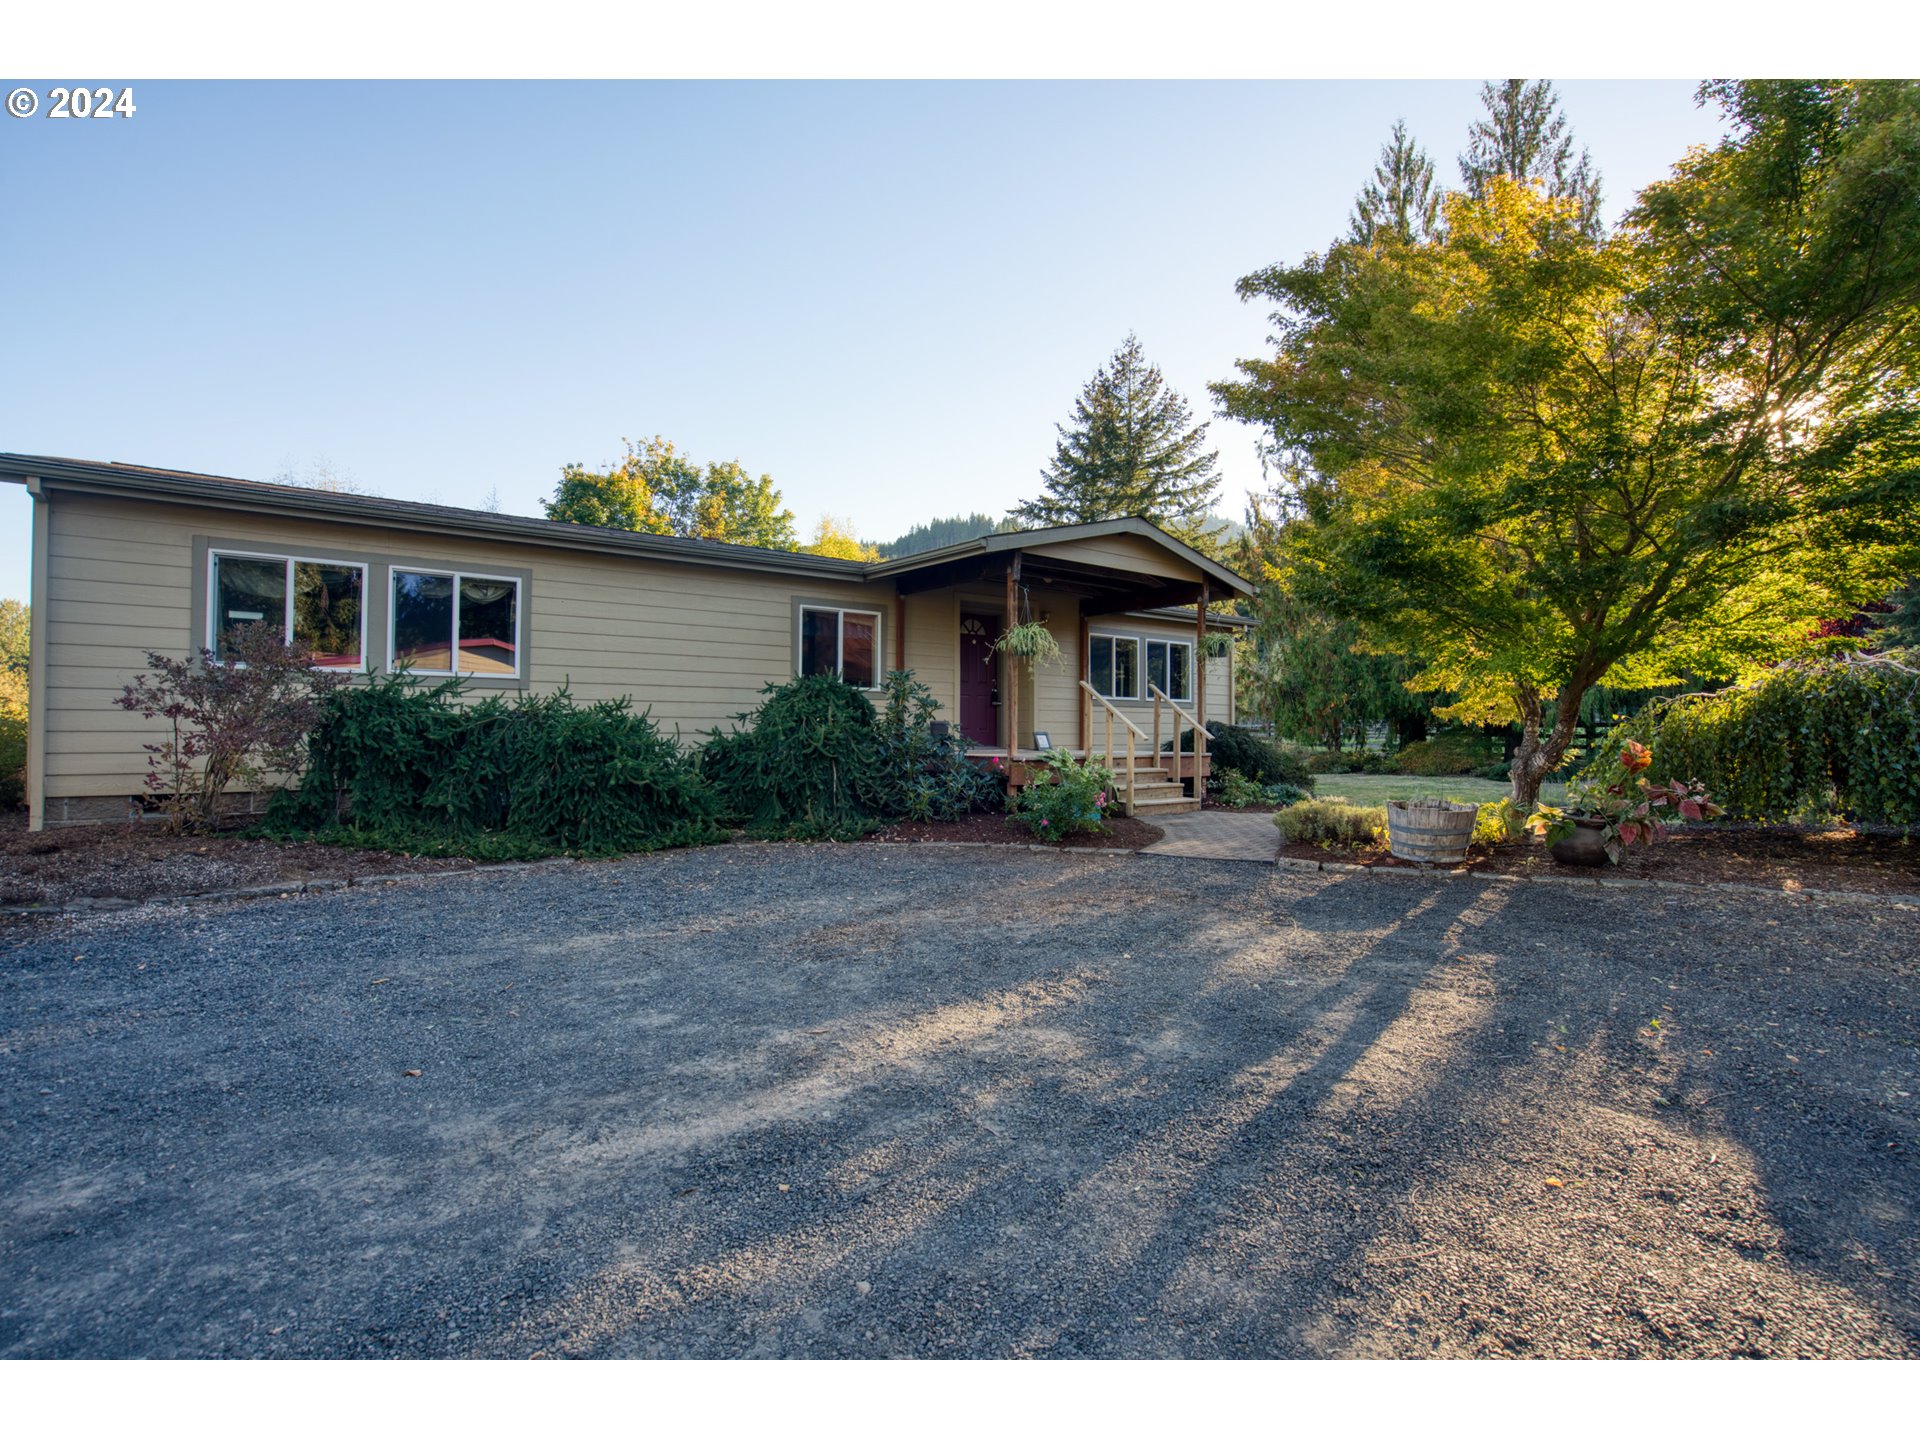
[0,453,1253,830]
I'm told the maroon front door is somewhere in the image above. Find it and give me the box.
[958,613,999,746]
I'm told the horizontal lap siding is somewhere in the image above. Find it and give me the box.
[40,492,895,798]
[1025,534,1196,581]
[900,591,957,721]
[1083,612,1236,743]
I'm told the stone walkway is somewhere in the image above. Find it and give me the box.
[1137,807,1279,863]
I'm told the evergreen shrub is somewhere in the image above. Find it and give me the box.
[265,675,722,858]
[1574,653,1920,826]
[1173,724,1313,791]
[1274,799,1388,846]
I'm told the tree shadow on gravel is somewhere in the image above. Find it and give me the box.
[3,849,1914,1359]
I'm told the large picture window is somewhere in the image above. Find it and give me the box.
[210,550,365,668]
[1087,633,1140,700]
[798,606,880,689]
[391,569,521,677]
[1146,639,1194,703]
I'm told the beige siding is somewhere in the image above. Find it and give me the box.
[1025,533,1198,582]
[39,492,896,800]
[1082,611,1236,750]
[899,590,958,722]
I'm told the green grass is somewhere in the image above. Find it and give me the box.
[1310,773,1566,806]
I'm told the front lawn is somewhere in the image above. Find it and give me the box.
[1309,773,1566,806]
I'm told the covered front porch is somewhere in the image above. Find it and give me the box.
[869,519,1253,818]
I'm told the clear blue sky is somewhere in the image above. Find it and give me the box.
[0,80,1729,602]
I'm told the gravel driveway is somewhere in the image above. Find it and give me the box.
[3,845,1916,1358]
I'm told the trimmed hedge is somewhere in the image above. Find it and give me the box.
[1392,734,1488,776]
[1577,653,1920,826]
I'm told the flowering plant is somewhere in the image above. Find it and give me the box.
[1007,751,1115,842]
[1525,741,1723,864]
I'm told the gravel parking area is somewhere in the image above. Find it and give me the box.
[3,845,1917,1358]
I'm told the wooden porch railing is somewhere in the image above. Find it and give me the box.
[1149,684,1212,791]
[1079,680,1148,815]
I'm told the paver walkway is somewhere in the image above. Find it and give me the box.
[1138,807,1279,862]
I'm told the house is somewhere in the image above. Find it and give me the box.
[0,453,1253,830]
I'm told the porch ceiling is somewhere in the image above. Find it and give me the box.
[892,552,1205,613]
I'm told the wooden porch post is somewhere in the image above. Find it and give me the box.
[1195,581,1209,785]
[893,593,906,674]
[1078,610,1091,752]
[1005,555,1020,754]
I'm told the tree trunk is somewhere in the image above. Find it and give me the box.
[1506,683,1586,812]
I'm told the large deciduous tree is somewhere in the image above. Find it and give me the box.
[1012,333,1222,543]
[545,436,798,550]
[1215,80,1920,810]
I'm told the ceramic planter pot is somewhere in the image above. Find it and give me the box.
[1547,816,1610,867]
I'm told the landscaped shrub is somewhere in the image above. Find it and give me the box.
[1008,751,1115,842]
[1392,733,1488,776]
[1172,724,1313,792]
[116,624,350,833]
[1301,748,1393,775]
[1274,798,1387,846]
[866,671,1004,822]
[701,674,883,840]
[1472,798,1527,847]
[0,667,26,809]
[1574,652,1920,826]
[266,675,722,858]
[1214,767,1310,809]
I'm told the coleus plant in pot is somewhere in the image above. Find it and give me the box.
[1525,740,1724,865]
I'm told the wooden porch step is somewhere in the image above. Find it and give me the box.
[1127,781,1188,801]
[1130,795,1202,816]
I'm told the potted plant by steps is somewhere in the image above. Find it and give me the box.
[1525,740,1723,866]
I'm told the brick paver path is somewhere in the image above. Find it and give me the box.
[1138,808,1279,863]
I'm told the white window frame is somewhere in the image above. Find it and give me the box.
[1087,631,1142,701]
[1145,638,1195,704]
[206,548,369,671]
[797,605,883,690]
[387,567,524,680]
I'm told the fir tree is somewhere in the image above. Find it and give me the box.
[1459,79,1603,235]
[1010,334,1221,542]
[1350,120,1442,243]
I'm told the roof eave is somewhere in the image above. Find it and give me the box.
[0,455,871,583]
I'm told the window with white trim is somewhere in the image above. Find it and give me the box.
[1146,639,1194,703]
[1087,633,1140,700]
[798,606,880,688]
[390,569,522,677]
[210,550,366,668]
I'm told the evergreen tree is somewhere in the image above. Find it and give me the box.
[876,514,1008,558]
[1011,334,1221,542]
[1459,79,1603,234]
[1350,120,1443,243]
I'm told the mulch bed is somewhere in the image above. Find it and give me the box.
[864,813,1165,850]
[1282,822,1920,897]
[0,809,473,908]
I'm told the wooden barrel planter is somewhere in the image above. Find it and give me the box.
[1385,800,1477,865]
